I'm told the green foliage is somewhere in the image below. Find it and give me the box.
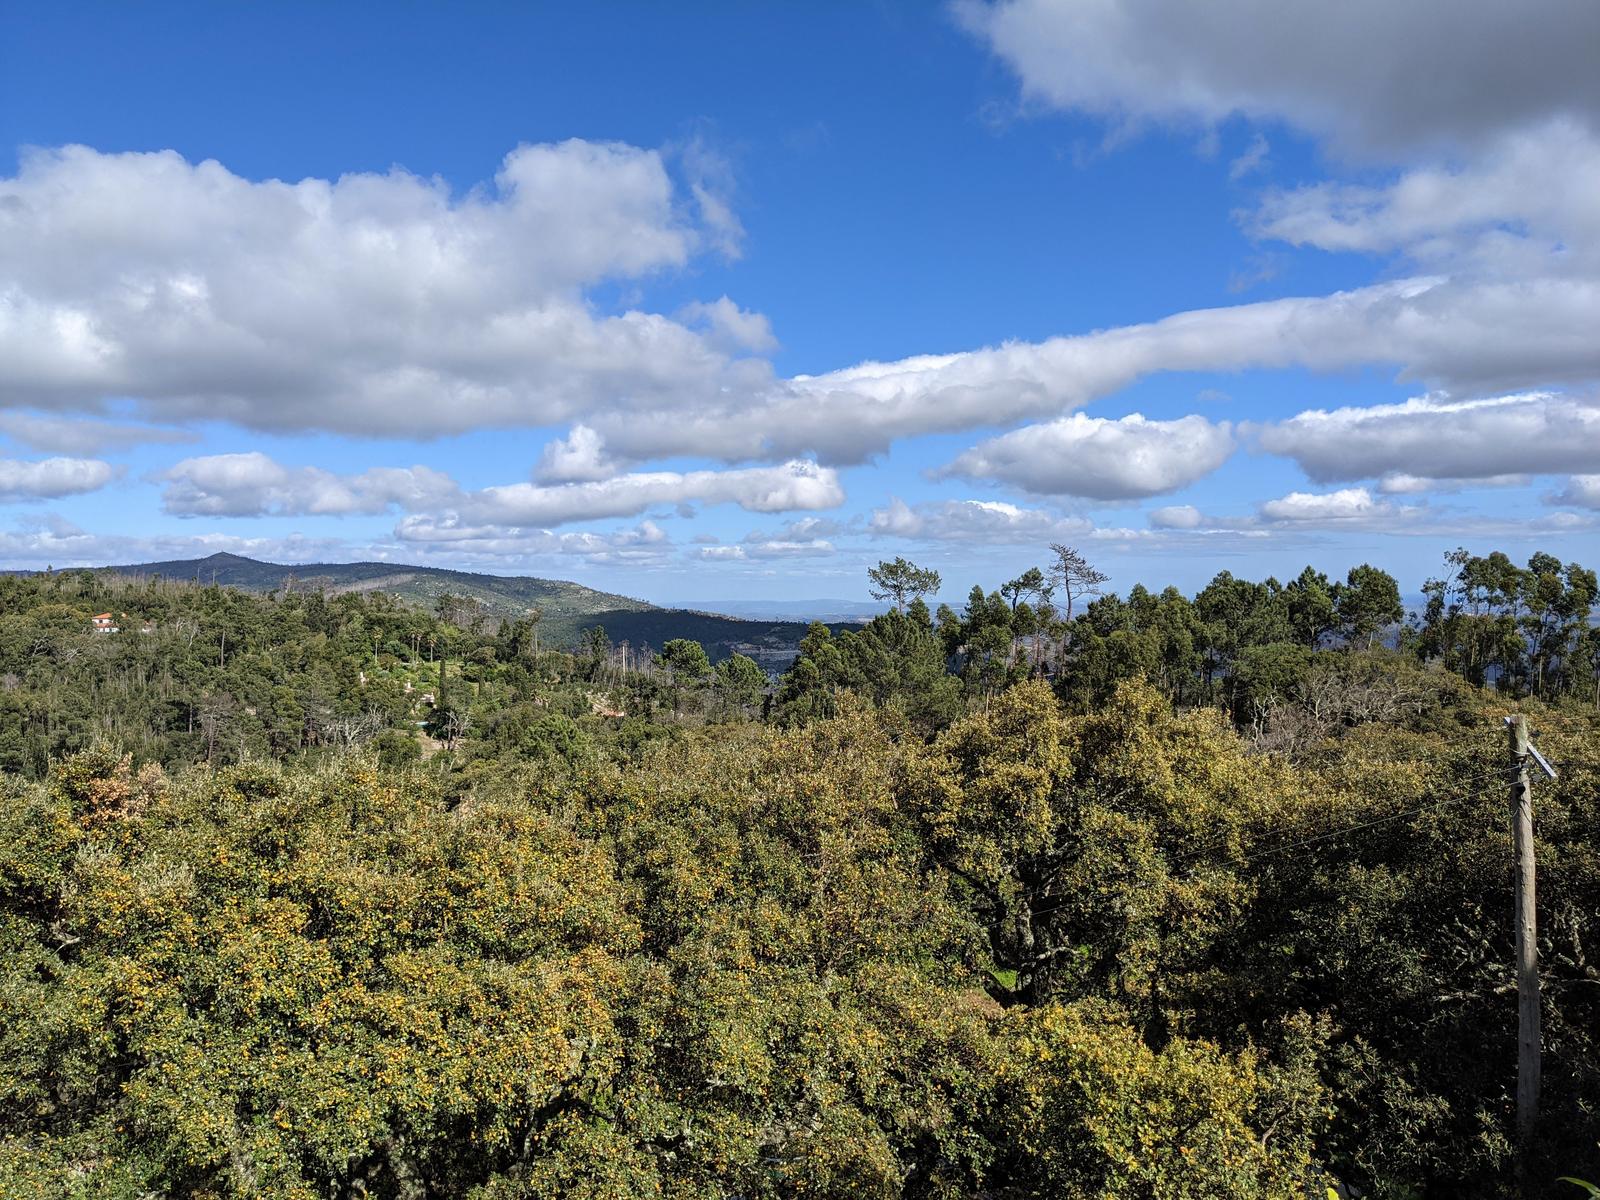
[657,638,711,683]
[474,705,596,767]
[3,546,1599,1196]
[713,652,767,719]
[994,1000,1323,1198]
[1419,548,1597,698]
[1286,566,1338,649]
[1335,564,1404,650]
[867,556,942,612]
[772,605,962,733]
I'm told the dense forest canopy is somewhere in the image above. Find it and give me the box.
[0,547,1596,1198]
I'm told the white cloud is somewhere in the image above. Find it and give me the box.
[578,268,1599,466]
[676,134,746,258]
[534,425,621,483]
[1255,392,1600,485]
[765,515,847,540]
[0,141,750,438]
[7,12,1600,501]
[0,456,117,501]
[1149,504,1203,529]
[0,514,355,567]
[0,511,681,572]
[1229,133,1270,180]
[679,295,779,354]
[869,497,1090,542]
[1251,119,1600,276]
[1146,491,1597,539]
[0,412,196,455]
[159,451,844,528]
[956,0,1600,157]
[938,4,1600,501]
[454,459,843,528]
[699,537,835,561]
[1258,487,1406,524]
[391,518,676,566]
[942,412,1234,499]
[160,453,458,517]
[1548,476,1600,509]
[1375,472,1530,495]
[5,136,1599,471]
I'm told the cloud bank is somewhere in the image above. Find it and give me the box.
[956,0,1600,156]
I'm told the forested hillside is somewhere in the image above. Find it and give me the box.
[1,547,1596,1198]
[27,552,832,665]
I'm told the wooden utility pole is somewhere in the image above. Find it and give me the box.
[1506,714,1540,1158]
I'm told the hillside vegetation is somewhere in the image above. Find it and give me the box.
[0,547,1596,1198]
[65,552,829,664]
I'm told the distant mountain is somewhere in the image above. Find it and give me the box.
[673,597,879,623]
[70,552,834,665]
[96,551,652,623]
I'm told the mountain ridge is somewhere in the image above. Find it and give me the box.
[25,551,840,665]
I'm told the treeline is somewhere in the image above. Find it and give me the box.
[3,547,1591,783]
[774,547,1600,736]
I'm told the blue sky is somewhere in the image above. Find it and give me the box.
[1,1,1596,603]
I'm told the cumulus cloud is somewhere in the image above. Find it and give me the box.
[1255,392,1600,485]
[1149,504,1203,529]
[0,456,117,501]
[1258,487,1408,525]
[935,3,1600,505]
[956,0,1600,156]
[869,497,1090,542]
[942,413,1234,499]
[0,141,753,437]
[679,295,779,354]
[1252,119,1600,276]
[8,5,1600,507]
[534,425,621,484]
[160,453,458,517]
[4,139,1599,470]
[579,269,1600,466]
[1548,476,1600,509]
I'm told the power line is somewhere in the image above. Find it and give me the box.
[1173,762,1509,870]
[1009,765,1511,924]
[1157,749,1500,868]
[1195,778,1498,873]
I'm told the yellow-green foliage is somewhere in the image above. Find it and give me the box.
[3,756,637,1198]
[4,670,1598,1197]
[0,722,1001,1198]
[996,1000,1321,1199]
